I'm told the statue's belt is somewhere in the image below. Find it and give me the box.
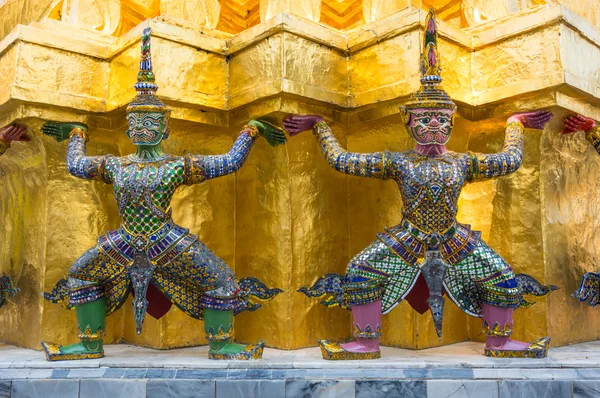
[97,221,197,268]
[400,219,457,247]
[377,219,480,267]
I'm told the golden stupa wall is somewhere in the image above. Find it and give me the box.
[1,0,600,350]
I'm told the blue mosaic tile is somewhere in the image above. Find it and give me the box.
[403,369,429,378]
[123,368,148,379]
[427,380,499,398]
[245,369,272,379]
[429,368,474,379]
[575,369,600,379]
[286,380,355,398]
[499,380,571,398]
[51,369,70,379]
[147,380,215,398]
[0,381,9,398]
[66,368,106,378]
[574,381,600,398]
[356,380,426,398]
[285,369,308,379]
[79,379,146,398]
[226,369,248,379]
[103,368,126,379]
[271,369,286,379]
[11,380,79,398]
[145,369,177,379]
[216,380,284,398]
[176,369,228,379]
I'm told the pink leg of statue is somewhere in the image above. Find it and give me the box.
[482,304,529,351]
[340,300,381,353]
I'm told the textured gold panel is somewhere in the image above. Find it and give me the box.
[0,130,46,349]
[349,30,421,107]
[3,3,600,352]
[0,0,56,41]
[472,26,562,105]
[228,33,283,108]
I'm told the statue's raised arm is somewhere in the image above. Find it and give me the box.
[184,120,286,185]
[42,122,115,183]
[467,110,552,181]
[283,115,394,180]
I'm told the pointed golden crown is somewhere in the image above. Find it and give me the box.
[404,9,455,110]
[126,27,169,113]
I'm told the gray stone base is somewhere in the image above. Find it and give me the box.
[2,341,600,397]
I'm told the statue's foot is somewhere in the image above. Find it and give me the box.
[318,340,381,360]
[484,337,550,359]
[208,341,264,360]
[340,340,380,353]
[41,341,104,361]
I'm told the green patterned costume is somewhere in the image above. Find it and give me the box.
[41,28,284,361]
[301,121,554,320]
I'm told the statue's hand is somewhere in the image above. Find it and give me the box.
[248,119,287,147]
[508,110,553,130]
[562,114,597,135]
[283,115,324,137]
[0,124,30,144]
[41,122,88,142]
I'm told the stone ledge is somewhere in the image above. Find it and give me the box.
[2,341,600,397]
[1,379,595,398]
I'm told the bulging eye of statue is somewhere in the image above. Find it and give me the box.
[438,117,448,124]
[420,117,431,124]
[128,118,135,128]
[143,120,153,128]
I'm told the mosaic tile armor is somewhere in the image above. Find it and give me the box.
[297,9,555,360]
[40,28,283,361]
[45,129,270,324]
[0,275,19,309]
[303,120,552,317]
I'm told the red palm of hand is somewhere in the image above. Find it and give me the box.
[562,114,596,135]
[283,115,324,136]
[1,124,30,144]
[508,110,553,130]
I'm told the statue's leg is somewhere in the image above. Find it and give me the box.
[339,300,382,353]
[446,241,550,358]
[42,246,127,361]
[202,281,265,360]
[316,241,418,360]
[42,297,107,360]
[152,241,276,360]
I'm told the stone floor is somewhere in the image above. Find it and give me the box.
[1,341,600,397]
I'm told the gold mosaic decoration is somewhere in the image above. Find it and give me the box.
[41,342,104,362]
[484,337,550,359]
[483,320,512,337]
[318,340,381,361]
[78,325,107,341]
[208,341,265,360]
[206,324,235,342]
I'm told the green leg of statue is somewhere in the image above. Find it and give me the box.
[204,308,264,360]
[41,298,106,361]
